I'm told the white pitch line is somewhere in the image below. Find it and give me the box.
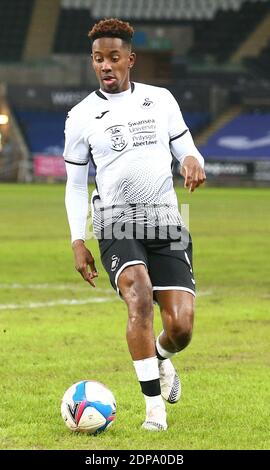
[196,290,213,297]
[0,283,113,292]
[0,283,213,297]
[0,289,212,311]
[0,298,118,311]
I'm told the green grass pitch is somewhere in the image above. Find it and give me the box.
[0,183,269,450]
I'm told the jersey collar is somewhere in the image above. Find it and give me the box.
[95,82,135,100]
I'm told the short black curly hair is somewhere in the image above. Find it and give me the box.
[88,18,134,46]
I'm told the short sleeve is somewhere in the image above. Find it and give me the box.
[165,89,188,140]
[63,112,89,164]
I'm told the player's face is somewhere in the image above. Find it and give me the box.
[91,37,136,93]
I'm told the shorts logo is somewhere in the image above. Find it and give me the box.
[141,98,154,109]
[111,255,120,272]
[105,125,128,152]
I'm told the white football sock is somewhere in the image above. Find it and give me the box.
[133,356,159,382]
[144,394,165,414]
[133,356,163,411]
[156,331,177,360]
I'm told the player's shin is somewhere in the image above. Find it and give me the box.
[156,332,181,404]
[133,356,167,431]
[156,331,177,362]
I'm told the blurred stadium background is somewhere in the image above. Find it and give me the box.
[1,1,270,451]
[1,0,270,186]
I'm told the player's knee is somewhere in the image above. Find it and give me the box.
[166,303,194,350]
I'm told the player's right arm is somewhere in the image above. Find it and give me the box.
[64,113,98,287]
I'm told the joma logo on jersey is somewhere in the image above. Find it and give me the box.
[105,125,128,152]
[95,110,109,119]
[141,98,154,109]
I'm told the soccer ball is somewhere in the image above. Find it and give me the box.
[61,380,116,435]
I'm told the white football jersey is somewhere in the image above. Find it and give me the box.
[63,82,202,232]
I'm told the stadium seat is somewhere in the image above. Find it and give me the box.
[189,0,269,63]
[0,0,35,62]
[75,0,269,21]
[199,112,270,161]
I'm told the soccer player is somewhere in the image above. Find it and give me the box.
[64,18,206,431]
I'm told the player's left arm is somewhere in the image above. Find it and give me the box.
[170,130,206,192]
[180,155,206,193]
[166,89,206,192]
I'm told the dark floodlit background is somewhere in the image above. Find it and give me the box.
[0,0,269,452]
[0,0,270,184]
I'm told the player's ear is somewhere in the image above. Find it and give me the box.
[129,52,136,69]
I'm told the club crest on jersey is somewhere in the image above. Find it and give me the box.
[105,125,128,152]
[141,97,154,109]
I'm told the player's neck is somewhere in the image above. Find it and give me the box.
[100,83,132,99]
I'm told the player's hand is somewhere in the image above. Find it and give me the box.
[72,240,98,287]
[181,156,206,192]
